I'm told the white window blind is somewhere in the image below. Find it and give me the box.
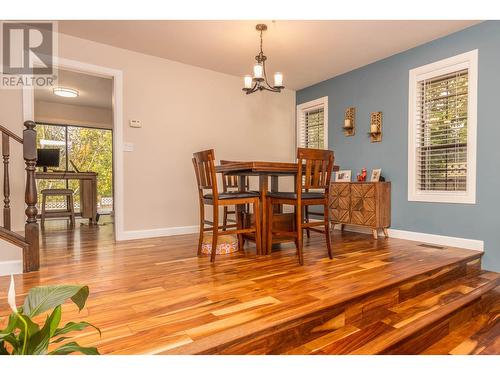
[416,69,468,192]
[296,97,328,149]
[408,50,477,204]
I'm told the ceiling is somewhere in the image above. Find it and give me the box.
[58,20,480,90]
[35,69,113,109]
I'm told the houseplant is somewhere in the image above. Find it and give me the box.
[0,275,100,355]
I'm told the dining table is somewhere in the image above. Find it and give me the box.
[215,161,339,255]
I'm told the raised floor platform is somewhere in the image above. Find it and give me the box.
[0,222,498,354]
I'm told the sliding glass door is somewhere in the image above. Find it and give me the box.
[36,123,113,214]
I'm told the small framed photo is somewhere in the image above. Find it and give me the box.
[335,170,352,182]
[370,168,382,182]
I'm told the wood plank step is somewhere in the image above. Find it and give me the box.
[420,286,500,354]
[164,253,483,354]
[347,271,500,354]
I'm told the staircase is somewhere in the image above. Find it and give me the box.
[0,121,39,272]
[169,251,499,354]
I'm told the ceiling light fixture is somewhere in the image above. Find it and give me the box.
[53,87,79,98]
[242,24,284,94]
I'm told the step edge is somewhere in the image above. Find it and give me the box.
[350,275,500,355]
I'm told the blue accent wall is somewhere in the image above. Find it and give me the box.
[297,21,500,271]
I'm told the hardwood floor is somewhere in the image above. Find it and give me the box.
[0,218,498,354]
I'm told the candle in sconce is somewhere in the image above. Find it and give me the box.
[370,123,379,133]
[274,72,283,87]
[344,119,352,128]
[253,63,263,79]
[243,75,253,89]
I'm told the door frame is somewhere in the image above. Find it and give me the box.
[22,57,125,240]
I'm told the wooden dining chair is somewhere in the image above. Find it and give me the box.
[220,160,251,231]
[192,149,262,262]
[266,148,334,265]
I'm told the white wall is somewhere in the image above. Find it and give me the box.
[34,100,113,129]
[0,31,296,266]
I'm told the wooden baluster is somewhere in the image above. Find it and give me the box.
[2,133,10,230]
[23,120,39,272]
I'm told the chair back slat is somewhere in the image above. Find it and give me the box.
[192,149,219,197]
[296,148,334,192]
[220,160,250,191]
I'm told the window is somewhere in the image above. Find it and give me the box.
[297,96,328,149]
[36,123,114,213]
[408,50,477,204]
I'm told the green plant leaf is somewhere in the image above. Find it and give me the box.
[13,314,40,355]
[22,285,89,317]
[15,314,40,336]
[0,342,9,355]
[0,333,20,353]
[51,336,70,344]
[54,321,101,337]
[48,341,99,355]
[0,313,18,334]
[29,306,62,355]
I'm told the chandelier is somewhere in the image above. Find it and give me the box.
[242,24,284,94]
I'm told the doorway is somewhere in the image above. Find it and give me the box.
[33,68,114,231]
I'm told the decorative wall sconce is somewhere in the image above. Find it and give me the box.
[369,111,382,142]
[343,107,356,137]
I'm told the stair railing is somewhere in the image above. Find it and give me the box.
[0,120,39,272]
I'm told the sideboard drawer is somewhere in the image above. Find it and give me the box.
[350,183,376,226]
[329,182,350,224]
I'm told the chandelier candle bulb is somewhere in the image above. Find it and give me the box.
[274,72,283,87]
[253,63,263,79]
[244,75,253,89]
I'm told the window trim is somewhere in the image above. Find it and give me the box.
[408,50,478,204]
[296,96,328,150]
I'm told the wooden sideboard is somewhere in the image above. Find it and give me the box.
[329,181,391,239]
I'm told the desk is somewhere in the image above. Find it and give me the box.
[35,172,98,224]
[215,161,339,254]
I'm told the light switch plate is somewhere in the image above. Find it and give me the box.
[129,120,142,128]
[123,142,134,152]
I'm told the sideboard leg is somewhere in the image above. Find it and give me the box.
[382,228,389,238]
[372,229,378,240]
[340,224,345,232]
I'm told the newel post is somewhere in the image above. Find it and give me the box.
[23,120,39,272]
[2,133,11,230]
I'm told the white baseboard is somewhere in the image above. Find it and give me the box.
[337,224,484,252]
[117,225,198,241]
[0,260,23,276]
[117,223,484,253]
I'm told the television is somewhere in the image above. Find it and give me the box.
[37,149,60,172]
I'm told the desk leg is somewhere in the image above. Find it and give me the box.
[91,176,97,224]
[259,175,269,255]
[80,178,98,225]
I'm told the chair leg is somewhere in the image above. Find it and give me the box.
[324,203,332,259]
[296,202,304,265]
[197,202,205,256]
[236,204,244,252]
[253,198,262,255]
[41,194,46,228]
[210,205,219,263]
[305,206,310,239]
[68,194,75,227]
[222,206,228,230]
[266,197,273,253]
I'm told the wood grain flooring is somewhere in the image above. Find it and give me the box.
[0,218,498,354]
